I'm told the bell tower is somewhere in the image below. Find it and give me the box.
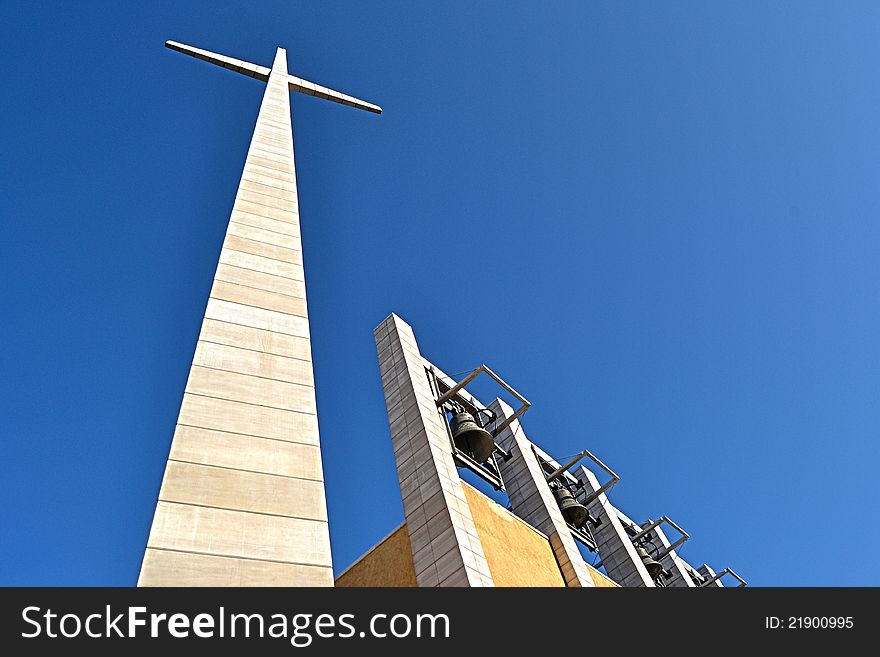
[335,313,746,589]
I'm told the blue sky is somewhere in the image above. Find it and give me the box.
[2,1,878,586]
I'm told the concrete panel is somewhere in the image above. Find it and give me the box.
[239,154,294,176]
[230,210,300,237]
[238,175,297,199]
[169,425,324,480]
[193,341,314,385]
[223,234,302,265]
[205,298,309,337]
[199,319,311,361]
[219,249,304,281]
[210,280,307,317]
[140,548,333,587]
[185,365,316,413]
[241,146,294,166]
[159,461,327,520]
[234,199,299,223]
[178,393,319,445]
[247,142,298,161]
[252,131,295,147]
[214,263,306,300]
[247,143,296,162]
[240,171,297,192]
[147,501,331,565]
[226,221,299,251]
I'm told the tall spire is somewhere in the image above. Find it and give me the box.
[138,42,380,586]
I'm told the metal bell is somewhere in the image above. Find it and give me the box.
[449,411,495,463]
[553,486,588,528]
[636,545,664,580]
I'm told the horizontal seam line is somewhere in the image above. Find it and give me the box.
[238,180,299,199]
[248,140,296,152]
[231,208,300,227]
[234,193,299,212]
[242,161,296,178]
[260,112,293,121]
[249,136,294,148]
[250,131,293,143]
[256,110,291,121]
[214,264,306,293]
[190,363,315,389]
[190,362,313,387]
[233,203,299,220]
[249,142,292,153]
[175,421,318,446]
[252,126,292,135]
[145,547,332,569]
[167,458,322,482]
[237,178,297,199]
[217,253,305,282]
[229,219,299,239]
[253,126,293,137]
[208,298,308,319]
[213,275,306,301]
[254,125,293,135]
[208,297,309,321]
[199,315,310,341]
[243,159,295,175]
[196,336,312,364]
[236,182,297,199]
[157,499,327,522]
[220,244,303,267]
[254,112,291,123]
[239,172,295,188]
[183,391,317,416]
[244,158,296,173]
[249,139,294,152]
[225,230,302,252]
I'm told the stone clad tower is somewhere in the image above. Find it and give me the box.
[138,41,380,586]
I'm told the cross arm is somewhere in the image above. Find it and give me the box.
[287,75,382,114]
[165,40,382,114]
[165,40,271,80]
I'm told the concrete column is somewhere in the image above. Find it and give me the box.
[139,48,333,586]
[576,467,655,587]
[375,313,493,587]
[489,399,595,587]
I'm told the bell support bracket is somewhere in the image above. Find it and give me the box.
[630,516,690,561]
[434,364,530,440]
[544,449,620,506]
[700,567,747,588]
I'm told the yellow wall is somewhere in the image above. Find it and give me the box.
[336,485,618,588]
[462,484,566,587]
[335,524,417,587]
[588,566,619,587]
